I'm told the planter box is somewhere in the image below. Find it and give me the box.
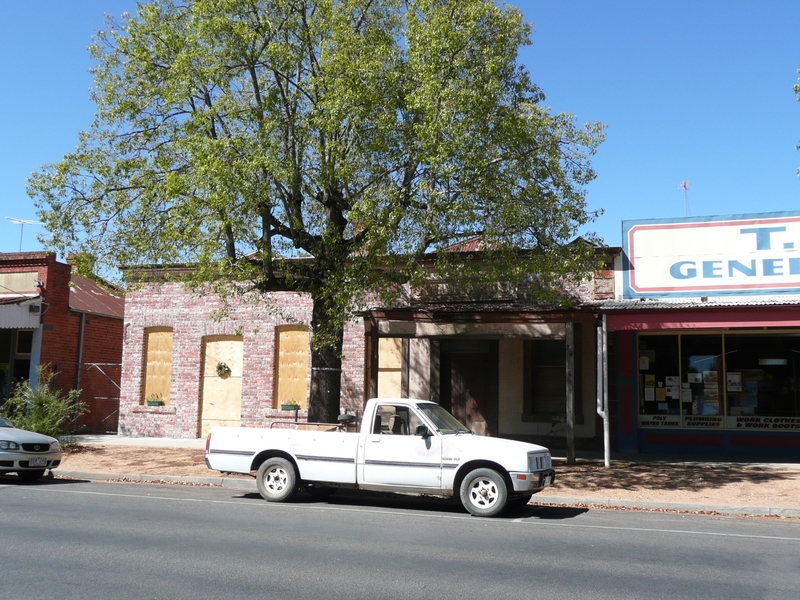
[281,404,299,411]
[146,400,164,407]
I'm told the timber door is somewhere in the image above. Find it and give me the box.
[440,340,498,436]
[199,336,243,437]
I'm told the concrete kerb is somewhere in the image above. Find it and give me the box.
[533,494,800,518]
[55,469,257,491]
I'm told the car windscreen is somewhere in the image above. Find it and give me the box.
[417,403,470,434]
[0,416,12,428]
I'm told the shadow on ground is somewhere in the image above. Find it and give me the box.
[239,489,589,520]
[0,472,88,486]
[554,463,793,493]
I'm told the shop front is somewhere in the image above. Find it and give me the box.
[606,211,800,457]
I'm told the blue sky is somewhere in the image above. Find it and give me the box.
[1,1,799,255]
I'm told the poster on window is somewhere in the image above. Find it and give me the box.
[726,372,742,392]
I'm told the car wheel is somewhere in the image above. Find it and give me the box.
[256,458,297,502]
[18,469,46,483]
[459,468,508,517]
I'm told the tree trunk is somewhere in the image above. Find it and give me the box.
[307,297,344,423]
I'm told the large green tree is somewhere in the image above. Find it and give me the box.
[29,0,604,422]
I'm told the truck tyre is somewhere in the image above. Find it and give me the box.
[256,458,297,502]
[459,468,508,517]
[506,493,534,511]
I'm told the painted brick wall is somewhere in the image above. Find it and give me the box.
[119,282,366,438]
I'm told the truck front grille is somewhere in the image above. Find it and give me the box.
[529,452,552,471]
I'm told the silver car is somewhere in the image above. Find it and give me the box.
[0,415,62,481]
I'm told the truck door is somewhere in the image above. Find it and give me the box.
[361,403,442,489]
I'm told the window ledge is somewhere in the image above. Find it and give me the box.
[133,406,177,415]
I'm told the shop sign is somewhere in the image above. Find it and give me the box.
[638,414,680,428]
[682,416,724,428]
[622,211,800,298]
[728,416,800,431]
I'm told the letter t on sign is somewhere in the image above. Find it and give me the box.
[740,227,786,250]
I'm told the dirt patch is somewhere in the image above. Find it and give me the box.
[61,445,219,478]
[548,462,800,508]
[58,445,800,509]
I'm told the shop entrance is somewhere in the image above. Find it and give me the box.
[440,340,498,436]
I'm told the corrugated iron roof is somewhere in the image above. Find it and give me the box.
[589,295,800,311]
[69,275,124,319]
[0,294,37,306]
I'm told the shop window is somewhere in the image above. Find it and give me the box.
[638,335,681,417]
[142,327,173,405]
[274,325,309,409]
[637,332,800,430]
[12,330,33,383]
[681,335,723,418]
[16,330,33,355]
[724,334,800,419]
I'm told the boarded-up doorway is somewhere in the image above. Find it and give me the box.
[440,339,498,436]
[199,336,243,437]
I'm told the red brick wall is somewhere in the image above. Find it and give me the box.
[119,283,366,438]
[0,252,124,433]
[76,314,123,432]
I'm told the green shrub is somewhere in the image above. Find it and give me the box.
[0,367,86,438]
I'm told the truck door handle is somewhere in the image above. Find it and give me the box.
[370,438,380,443]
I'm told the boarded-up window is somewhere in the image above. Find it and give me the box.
[377,337,403,398]
[274,326,309,409]
[143,327,173,405]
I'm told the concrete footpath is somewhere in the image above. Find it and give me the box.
[56,435,800,518]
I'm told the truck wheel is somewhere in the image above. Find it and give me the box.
[459,468,508,517]
[256,458,297,502]
[506,493,534,511]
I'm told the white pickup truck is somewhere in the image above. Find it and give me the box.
[205,398,555,517]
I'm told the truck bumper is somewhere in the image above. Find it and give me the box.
[509,469,556,493]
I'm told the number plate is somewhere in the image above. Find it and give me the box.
[28,456,47,467]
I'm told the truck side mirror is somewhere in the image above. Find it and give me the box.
[415,425,431,438]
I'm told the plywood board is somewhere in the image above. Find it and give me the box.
[275,326,309,409]
[200,337,243,437]
[202,335,244,377]
[143,328,173,403]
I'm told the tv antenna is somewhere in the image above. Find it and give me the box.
[5,217,42,252]
[679,181,690,216]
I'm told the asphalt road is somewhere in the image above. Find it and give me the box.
[3,477,800,600]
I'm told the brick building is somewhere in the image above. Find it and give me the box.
[119,252,614,444]
[0,252,124,433]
